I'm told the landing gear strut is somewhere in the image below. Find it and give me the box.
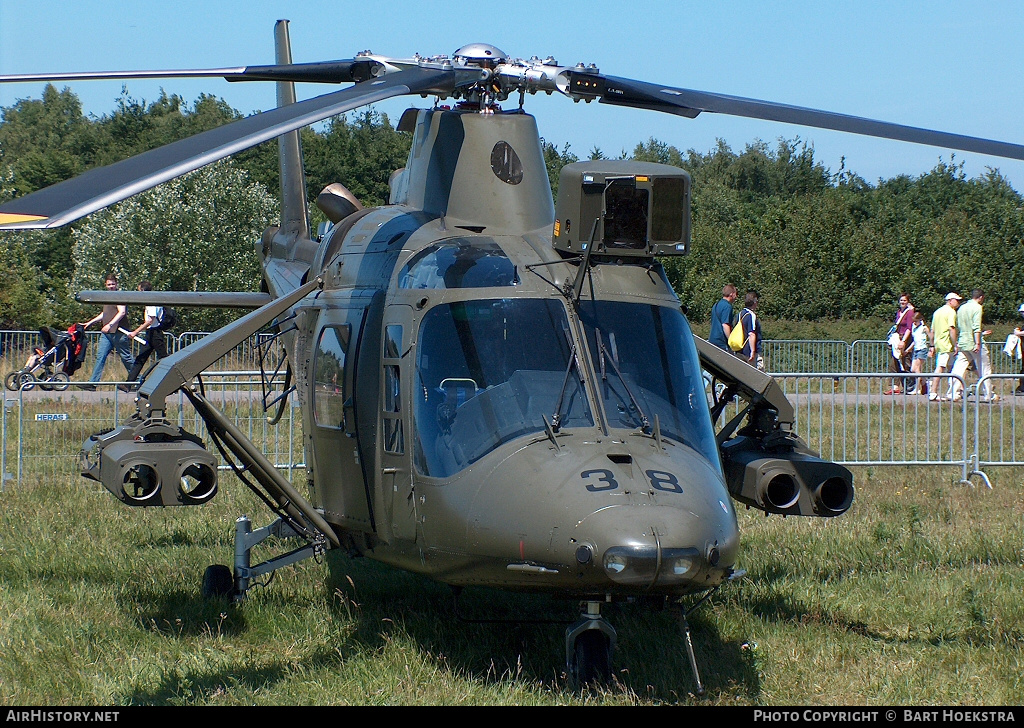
[677,608,705,695]
[674,571,746,695]
[200,514,327,602]
[566,600,617,686]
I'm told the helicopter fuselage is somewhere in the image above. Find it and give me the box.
[280,108,740,599]
[46,25,871,683]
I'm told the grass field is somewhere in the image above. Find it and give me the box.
[1,318,1020,705]
[1,460,1021,706]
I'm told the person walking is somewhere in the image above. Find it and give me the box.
[1012,304,1024,395]
[79,273,133,389]
[884,293,915,395]
[929,292,961,401]
[950,289,994,402]
[709,284,737,352]
[907,311,930,395]
[121,281,168,391]
[737,290,765,371]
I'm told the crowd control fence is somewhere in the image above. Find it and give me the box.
[4,331,1019,381]
[2,373,302,489]
[3,332,1023,491]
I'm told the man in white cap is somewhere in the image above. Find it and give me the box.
[929,292,961,401]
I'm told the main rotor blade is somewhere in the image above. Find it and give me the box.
[0,59,383,85]
[587,74,1024,162]
[0,66,464,229]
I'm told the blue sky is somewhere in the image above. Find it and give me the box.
[2,0,1023,192]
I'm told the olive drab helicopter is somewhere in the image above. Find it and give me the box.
[2,21,1023,689]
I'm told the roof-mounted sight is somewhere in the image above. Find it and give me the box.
[553,161,691,258]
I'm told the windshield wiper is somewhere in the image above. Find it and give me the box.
[551,329,584,432]
[596,328,650,433]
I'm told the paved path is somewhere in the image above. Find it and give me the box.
[4,382,270,407]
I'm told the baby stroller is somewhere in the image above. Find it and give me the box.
[4,324,88,392]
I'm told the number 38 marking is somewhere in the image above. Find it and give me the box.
[581,469,683,494]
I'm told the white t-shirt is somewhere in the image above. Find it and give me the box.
[911,322,929,352]
[145,305,163,330]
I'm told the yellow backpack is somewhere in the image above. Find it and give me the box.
[728,315,745,351]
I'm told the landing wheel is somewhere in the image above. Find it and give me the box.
[572,629,612,686]
[201,564,235,599]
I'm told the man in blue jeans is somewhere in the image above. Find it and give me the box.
[79,274,133,389]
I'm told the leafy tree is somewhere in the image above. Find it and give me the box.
[0,163,15,203]
[0,233,48,329]
[70,160,278,332]
[658,137,1023,323]
[0,85,99,195]
[632,138,685,167]
[541,140,578,199]
[0,162,78,329]
[303,109,411,208]
[6,85,1024,331]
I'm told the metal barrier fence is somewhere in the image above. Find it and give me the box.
[733,371,1024,486]
[4,330,1022,381]
[763,339,851,373]
[770,373,975,483]
[712,370,1024,487]
[0,329,286,381]
[972,374,1024,482]
[4,369,1021,494]
[2,373,303,489]
[763,338,1024,376]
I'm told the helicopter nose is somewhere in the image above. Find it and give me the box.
[577,503,738,591]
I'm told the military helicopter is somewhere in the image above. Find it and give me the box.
[2,20,1023,689]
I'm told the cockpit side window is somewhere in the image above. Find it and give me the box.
[314,325,350,430]
[383,325,404,454]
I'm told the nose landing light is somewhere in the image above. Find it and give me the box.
[602,546,700,586]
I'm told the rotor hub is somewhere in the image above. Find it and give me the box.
[452,43,508,69]
[448,44,512,112]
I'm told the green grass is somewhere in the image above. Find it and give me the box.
[1,461,1022,705]
[2,330,1022,705]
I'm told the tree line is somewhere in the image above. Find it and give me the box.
[639,138,1024,326]
[0,86,414,331]
[1,85,1022,332]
